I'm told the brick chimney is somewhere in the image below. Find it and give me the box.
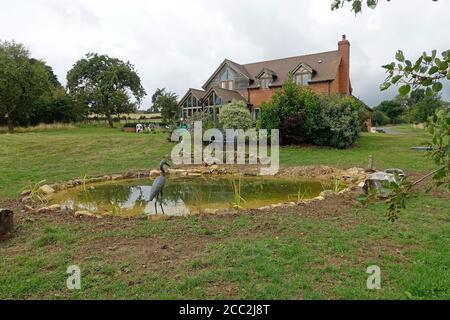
[338,34,351,95]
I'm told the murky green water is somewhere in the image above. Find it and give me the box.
[51,176,333,217]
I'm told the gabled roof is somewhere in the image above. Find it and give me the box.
[202,50,342,89]
[204,87,246,104]
[243,50,342,86]
[202,59,252,89]
[178,88,206,106]
[255,67,277,79]
[291,62,314,75]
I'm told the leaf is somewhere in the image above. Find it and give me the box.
[428,66,439,75]
[391,75,402,84]
[395,50,405,62]
[425,87,433,96]
[432,82,443,93]
[380,82,391,91]
[398,84,411,96]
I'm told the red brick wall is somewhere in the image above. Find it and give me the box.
[248,87,280,108]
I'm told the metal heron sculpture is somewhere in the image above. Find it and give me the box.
[149,160,170,214]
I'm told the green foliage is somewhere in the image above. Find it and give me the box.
[371,110,390,126]
[375,99,406,124]
[407,94,443,123]
[218,100,252,130]
[152,90,178,126]
[67,53,146,128]
[0,41,52,132]
[260,79,363,148]
[428,109,450,189]
[311,94,361,149]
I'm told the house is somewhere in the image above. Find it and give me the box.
[179,35,352,121]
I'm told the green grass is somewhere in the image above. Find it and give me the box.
[0,127,172,199]
[281,126,433,171]
[1,124,448,299]
[0,125,434,199]
[0,192,448,299]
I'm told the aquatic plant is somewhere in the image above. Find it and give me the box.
[231,176,246,209]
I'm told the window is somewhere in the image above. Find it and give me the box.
[295,73,311,86]
[260,78,270,89]
[221,80,233,90]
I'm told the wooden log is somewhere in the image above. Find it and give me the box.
[0,209,14,237]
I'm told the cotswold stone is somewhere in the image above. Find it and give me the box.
[111,174,123,181]
[39,185,55,195]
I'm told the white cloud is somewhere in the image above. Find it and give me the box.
[0,0,449,108]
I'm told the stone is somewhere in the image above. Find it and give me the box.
[362,171,403,195]
[39,185,55,195]
[150,170,160,177]
[0,209,14,237]
[320,190,335,198]
[75,210,95,218]
[203,208,219,214]
[188,173,202,177]
[37,204,61,213]
[210,165,219,173]
[110,174,123,181]
[315,196,325,201]
[20,189,31,197]
[21,196,32,204]
[24,205,34,212]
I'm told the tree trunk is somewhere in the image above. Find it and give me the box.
[5,113,14,133]
[105,111,114,128]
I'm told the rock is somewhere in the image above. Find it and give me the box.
[21,196,32,204]
[150,170,160,177]
[37,204,61,213]
[315,196,325,201]
[24,205,34,212]
[39,185,55,195]
[320,190,335,198]
[271,203,284,208]
[74,210,102,219]
[0,209,14,237]
[110,174,123,181]
[20,189,31,197]
[148,214,171,221]
[188,173,202,177]
[203,208,219,214]
[168,168,187,175]
[362,171,403,195]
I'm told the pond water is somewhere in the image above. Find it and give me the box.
[51,176,334,217]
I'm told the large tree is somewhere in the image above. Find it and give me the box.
[0,41,51,133]
[152,89,178,125]
[66,53,146,128]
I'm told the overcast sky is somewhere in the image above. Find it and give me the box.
[1,0,449,108]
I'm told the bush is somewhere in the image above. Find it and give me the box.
[310,95,360,149]
[372,110,391,126]
[218,100,252,130]
[280,112,307,145]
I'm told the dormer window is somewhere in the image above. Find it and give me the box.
[260,78,270,89]
[295,73,311,86]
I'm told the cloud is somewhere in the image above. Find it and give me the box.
[0,0,449,108]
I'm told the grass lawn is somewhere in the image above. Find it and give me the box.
[0,125,448,299]
[0,125,434,199]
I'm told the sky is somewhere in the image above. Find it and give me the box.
[1,0,449,109]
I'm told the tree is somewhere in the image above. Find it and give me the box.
[0,41,51,133]
[371,110,390,126]
[375,99,406,124]
[152,90,178,125]
[218,100,253,130]
[149,88,166,113]
[332,0,449,220]
[407,94,443,123]
[66,53,146,128]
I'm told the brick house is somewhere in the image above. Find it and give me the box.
[179,35,354,121]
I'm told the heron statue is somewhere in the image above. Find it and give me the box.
[149,160,170,214]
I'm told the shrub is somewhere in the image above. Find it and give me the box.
[280,112,307,145]
[310,95,360,149]
[371,110,391,126]
[218,100,252,130]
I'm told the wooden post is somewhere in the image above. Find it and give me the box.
[0,209,14,237]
